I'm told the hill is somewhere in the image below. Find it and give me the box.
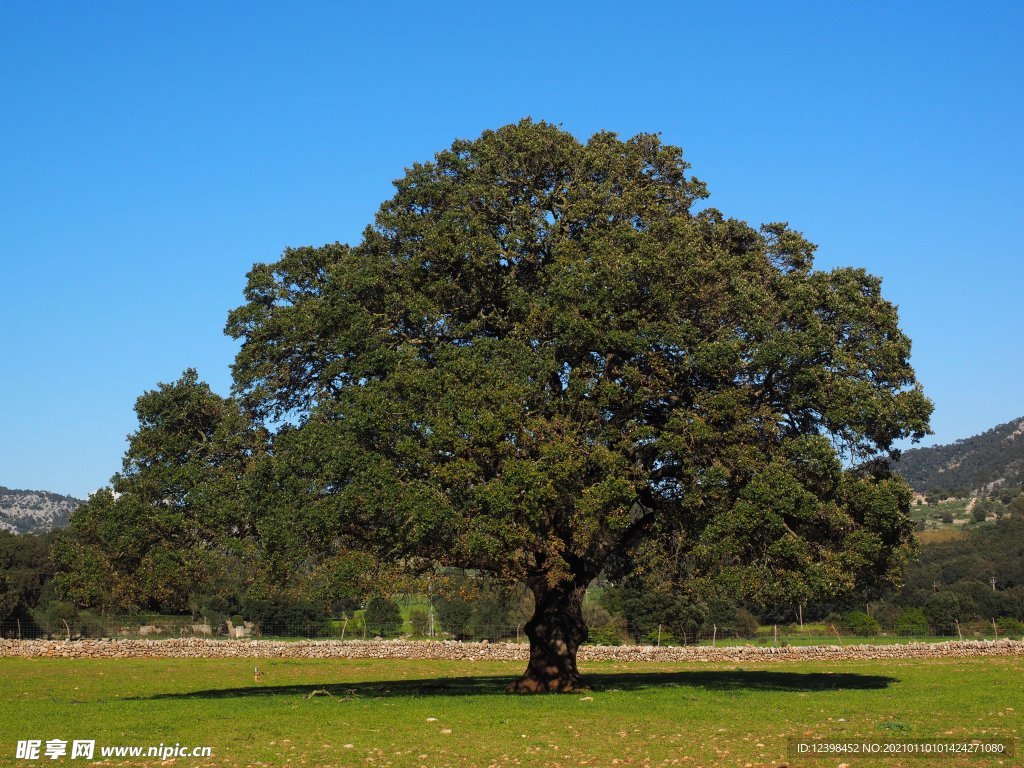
[0,486,81,534]
[894,416,1024,493]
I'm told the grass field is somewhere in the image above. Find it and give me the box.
[1,656,1020,767]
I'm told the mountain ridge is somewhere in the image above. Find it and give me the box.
[0,486,83,534]
[894,416,1024,493]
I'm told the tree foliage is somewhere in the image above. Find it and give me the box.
[53,370,265,613]
[225,120,931,689]
[363,596,403,637]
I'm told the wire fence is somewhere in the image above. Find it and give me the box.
[3,618,1020,645]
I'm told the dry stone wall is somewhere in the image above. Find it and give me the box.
[1,638,1022,662]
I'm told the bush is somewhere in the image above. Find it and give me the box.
[895,607,930,635]
[435,595,473,639]
[468,596,513,641]
[840,611,881,636]
[583,602,613,630]
[363,596,403,638]
[77,610,109,638]
[583,602,627,646]
[608,585,706,644]
[242,596,327,636]
[32,601,80,637]
[923,592,963,633]
[587,623,627,646]
[996,616,1024,637]
[732,608,760,639]
[644,627,678,645]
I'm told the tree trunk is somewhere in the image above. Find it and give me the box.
[507,578,589,693]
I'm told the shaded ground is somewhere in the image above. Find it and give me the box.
[142,668,896,700]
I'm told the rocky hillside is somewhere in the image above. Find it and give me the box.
[0,486,81,534]
[894,417,1024,493]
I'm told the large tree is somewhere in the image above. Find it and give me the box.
[227,120,932,691]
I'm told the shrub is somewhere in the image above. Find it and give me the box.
[644,627,678,645]
[583,602,627,646]
[895,607,930,635]
[874,602,903,628]
[32,601,80,637]
[923,592,963,633]
[242,597,326,636]
[363,596,403,637]
[840,610,881,636]
[996,616,1024,637]
[732,608,760,639]
[583,601,613,630]
[77,610,109,638]
[468,596,513,641]
[587,624,625,646]
[435,595,473,639]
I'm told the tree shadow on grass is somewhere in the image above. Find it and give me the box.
[139,669,896,701]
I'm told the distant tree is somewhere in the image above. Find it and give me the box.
[923,593,964,633]
[604,582,708,644]
[840,610,881,636]
[0,531,56,622]
[732,608,761,639]
[408,606,430,636]
[242,594,325,635]
[52,370,265,613]
[363,596,403,637]
[0,574,18,622]
[225,120,932,691]
[874,602,903,628]
[895,607,930,635]
[1012,495,1024,517]
[996,616,1024,637]
[308,551,381,615]
[435,594,473,640]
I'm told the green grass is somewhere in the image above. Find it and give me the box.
[1,656,1020,767]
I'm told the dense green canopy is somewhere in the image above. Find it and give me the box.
[226,120,931,689]
[53,370,264,613]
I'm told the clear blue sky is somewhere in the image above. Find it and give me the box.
[2,2,1021,498]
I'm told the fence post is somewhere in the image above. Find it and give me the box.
[428,580,435,638]
[340,617,348,641]
[712,624,717,647]
[955,619,962,640]
[16,618,21,640]
[773,624,778,646]
[992,618,998,638]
